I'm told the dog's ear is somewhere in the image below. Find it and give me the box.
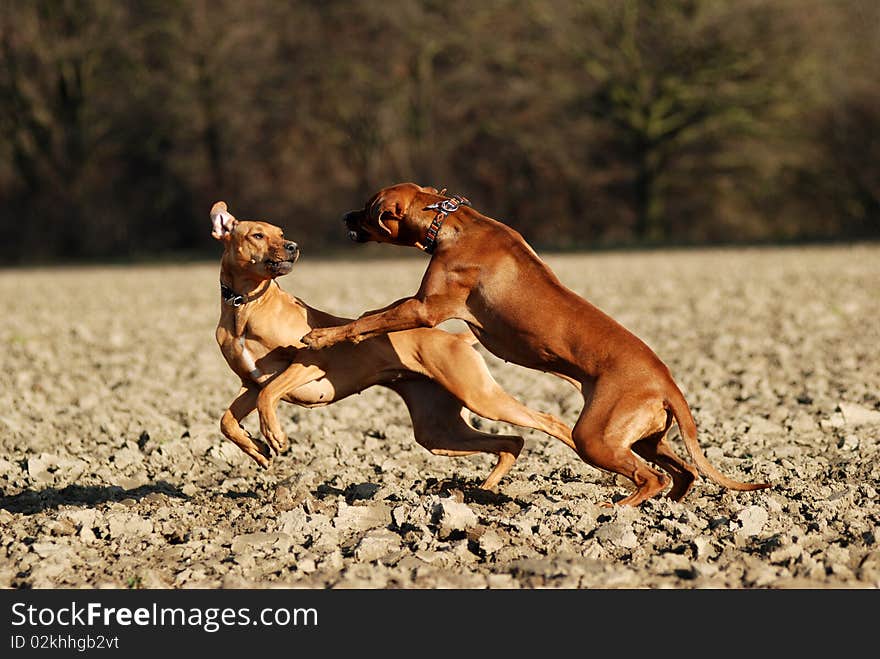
[368,195,401,236]
[210,201,237,240]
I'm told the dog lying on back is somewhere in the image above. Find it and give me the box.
[211,201,573,489]
[301,183,770,506]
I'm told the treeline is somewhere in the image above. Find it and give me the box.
[1,0,878,263]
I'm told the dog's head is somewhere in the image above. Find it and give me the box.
[342,183,450,248]
[211,201,300,279]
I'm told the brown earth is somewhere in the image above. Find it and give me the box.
[1,245,878,589]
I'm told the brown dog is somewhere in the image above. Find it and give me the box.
[301,183,770,506]
[210,201,573,489]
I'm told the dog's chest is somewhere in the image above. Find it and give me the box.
[218,329,268,383]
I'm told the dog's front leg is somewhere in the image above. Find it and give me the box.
[257,363,326,454]
[302,295,458,349]
[357,296,412,318]
[220,385,273,469]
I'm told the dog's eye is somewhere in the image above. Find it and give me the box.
[252,233,264,240]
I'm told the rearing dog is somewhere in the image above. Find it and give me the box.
[301,183,770,506]
[211,201,573,489]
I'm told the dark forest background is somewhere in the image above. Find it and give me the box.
[1,0,878,263]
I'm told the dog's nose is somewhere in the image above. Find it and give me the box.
[342,210,358,225]
[285,241,299,257]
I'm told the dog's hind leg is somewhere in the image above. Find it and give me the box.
[220,385,273,469]
[391,380,524,490]
[257,363,325,454]
[413,336,575,452]
[572,387,673,506]
[632,425,699,501]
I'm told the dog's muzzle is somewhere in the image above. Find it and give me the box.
[343,210,367,243]
[265,241,299,275]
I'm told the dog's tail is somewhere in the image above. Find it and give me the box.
[665,386,770,492]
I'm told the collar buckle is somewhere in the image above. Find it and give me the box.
[221,283,245,307]
[422,193,470,253]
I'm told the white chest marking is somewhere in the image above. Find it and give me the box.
[239,336,263,379]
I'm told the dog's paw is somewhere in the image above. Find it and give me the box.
[262,427,288,455]
[275,433,290,455]
[268,434,288,455]
[256,416,285,454]
[301,328,339,350]
[249,441,273,469]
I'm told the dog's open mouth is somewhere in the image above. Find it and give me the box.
[264,258,295,275]
[348,229,371,243]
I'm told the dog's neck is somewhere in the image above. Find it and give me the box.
[219,262,277,336]
[219,270,273,302]
[219,253,274,295]
[220,279,273,307]
[414,194,472,253]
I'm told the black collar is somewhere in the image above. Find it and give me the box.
[220,282,245,307]
[220,280,273,307]
[422,194,470,253]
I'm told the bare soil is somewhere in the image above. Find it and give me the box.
[1,245,878,589]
